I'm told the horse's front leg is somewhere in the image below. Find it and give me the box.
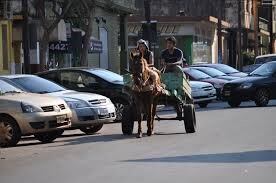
[147,103,154,136]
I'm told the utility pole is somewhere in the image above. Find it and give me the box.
[22,0,30,74]
[253,0,259,56]
[237,0,242,69]
[269,2,273,53]
[144,0,151,49]
[218,0,223,64]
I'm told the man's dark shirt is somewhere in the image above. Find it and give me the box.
[161,48,183,64]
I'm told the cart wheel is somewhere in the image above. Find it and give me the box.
[121,105,135,135]
[183,104,196,133]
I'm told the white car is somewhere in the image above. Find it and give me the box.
[191,81,217,108]
[1,75,116,135]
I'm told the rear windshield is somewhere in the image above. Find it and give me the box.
[213,65,239,74]
[255,56,276,64]
[183,68,212,80]
[87,69,123,83]
[194,67,226,77]
[11,76,65,94]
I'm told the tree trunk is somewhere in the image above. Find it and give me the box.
[80,8,94,66]
[39,34,49,71]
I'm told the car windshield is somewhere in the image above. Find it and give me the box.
[249,62,276,77]
[11,76,66,94]
[213,64,239,74]
[194,67,227,77]
[87,69,123,83]
[184,68,212,80]
[0,80,23,95]
[255,56,276,64]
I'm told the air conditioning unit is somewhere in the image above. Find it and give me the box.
[0,0,13,19]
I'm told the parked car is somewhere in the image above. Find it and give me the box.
[36,68,130,121]
[0,75,116,135]
[242,53,276,73]
[193,64,247,77]
[190,81,216,108]
[182,68,226,99]
[222,61,276,107]
[0,79,72,147]
[191,66,240,81]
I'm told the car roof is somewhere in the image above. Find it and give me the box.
[256,53,276,59]
[0,74,36,79]
[37,67,106,74]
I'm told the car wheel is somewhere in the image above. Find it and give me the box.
[227,99,241,108]
[34,130,63,143]
[80,124,103,135]
[255,88,270,107]
[121,105,135,135]
[198,102,208,108]
[113,99,128,122]
[0,116,21,147]
[183,104,196,133]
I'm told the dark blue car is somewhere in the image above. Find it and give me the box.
[222,61,276,107]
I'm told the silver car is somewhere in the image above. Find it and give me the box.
[0,79,72,147]
[1,75,116,135]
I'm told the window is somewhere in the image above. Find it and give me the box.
[60,71,99,88]
[42,72,59,83]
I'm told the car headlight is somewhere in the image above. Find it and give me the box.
[213,83,224,89]
[239,83,253,89]
[66,100,89,109]
[21,102,43,113]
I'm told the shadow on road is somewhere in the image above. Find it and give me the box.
[122,150,276,163]
[48,134,132,147]
[196,102,276,112]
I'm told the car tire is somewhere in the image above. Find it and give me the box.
[227,99,241,108]
[121,105,135,135]
[0,116,21,147]
[198,102,208,108]
[34,130,63,143]
[113,99,128,122]
[80,124,103,135]
[183,104,196,133]
[255,88,270,107]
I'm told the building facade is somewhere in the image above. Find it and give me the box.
[2,0,136,74]
[131,0,229,66]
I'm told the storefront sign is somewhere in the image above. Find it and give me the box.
[49,41,71,53]
[49,39,102,54]
[88,39,103,53]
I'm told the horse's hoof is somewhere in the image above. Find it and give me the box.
[137,133,143,138]
[147,130,153,136]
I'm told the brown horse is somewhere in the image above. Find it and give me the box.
[129,52,162,138]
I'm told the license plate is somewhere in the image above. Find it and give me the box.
[57,115,66,124]
[99,108,108,116]
[224,91,231,96]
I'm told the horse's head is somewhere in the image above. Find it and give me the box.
[130,51,147,75]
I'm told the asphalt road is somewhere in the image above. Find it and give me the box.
[1,101,276,183]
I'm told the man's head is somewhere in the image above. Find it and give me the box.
[165,36,177,50]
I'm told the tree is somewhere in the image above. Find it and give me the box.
[32,0,74,70]
[67,0,96,66]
